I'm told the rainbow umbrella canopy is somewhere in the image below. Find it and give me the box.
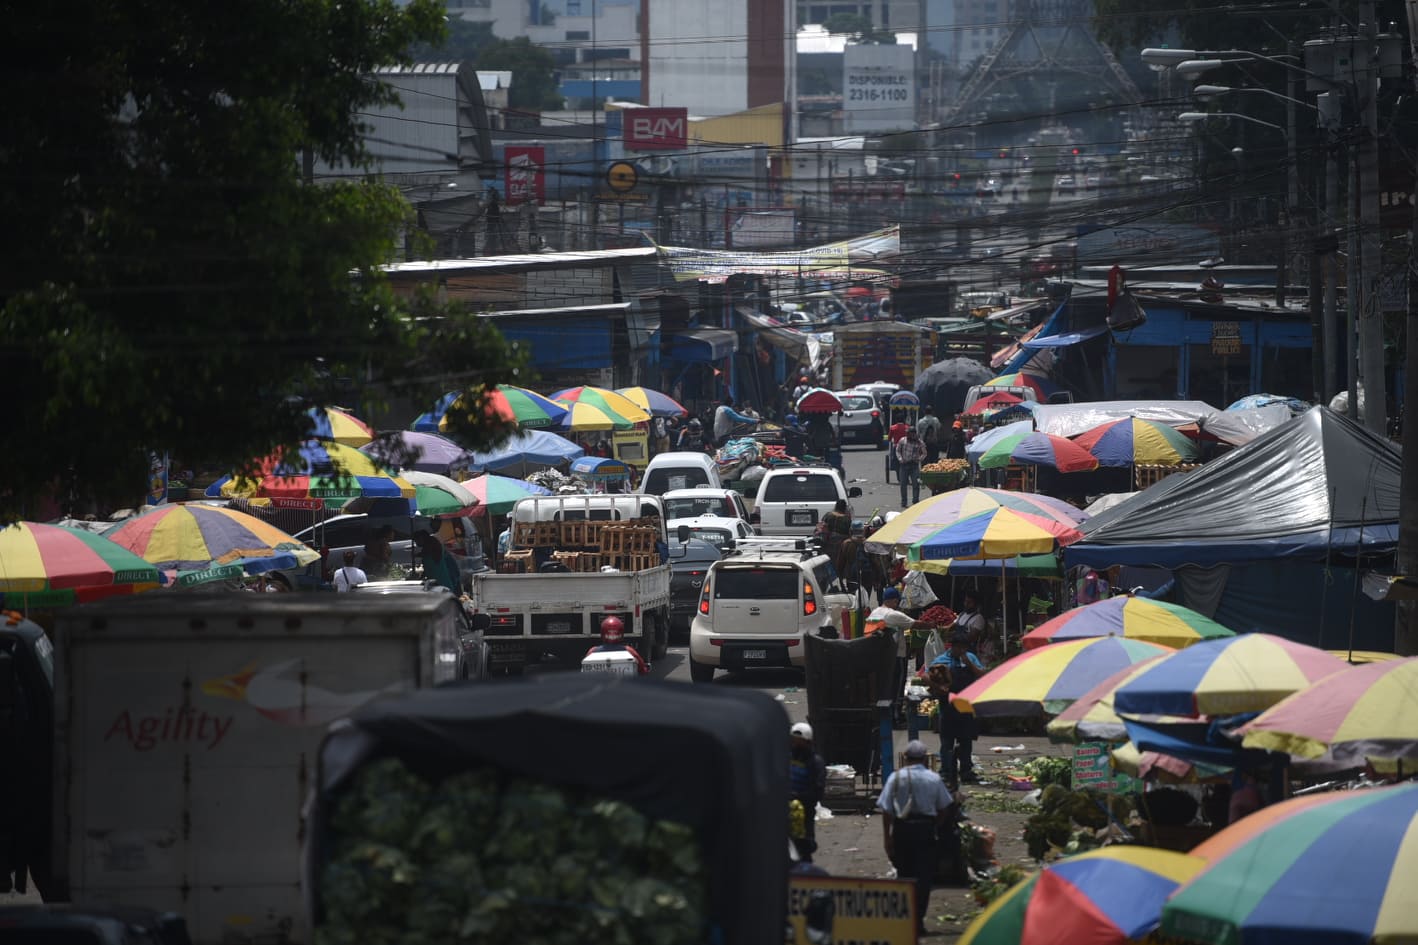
[551,386,651,431]
[1236,657,1418,767]
[954,636,1174,717]
[1022,597,1236,651]
[962,390,1025,417]
[978,431,1099,473]
[1160,783,1418,945]
[0,522,160,595]
[864,488,1088,561]
[616,387,687,418]
[305,406,375,447]
[106,505,319,585]
[1072,416,1200,466]
[207,441,414,506]
[401,470,480,518]
[984,372,1060,400]
[1112,633,1350,718]
[462,473,553,516]
[1045,655,1178,744]
[960,846,1205,945]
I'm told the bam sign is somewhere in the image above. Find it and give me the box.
[624,107,688,151]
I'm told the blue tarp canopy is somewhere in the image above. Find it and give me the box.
[669,327,738,363]
[1064,407,1401,568]
[1021,324,1111,348]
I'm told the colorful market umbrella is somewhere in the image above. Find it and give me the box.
[550,386,651,431]
[401,470,480,518]
[984,372,1059,399]
[1046,656,1178,743]
[962,391,1025,416]
[960,846,1206,945]
[1160,783,1418,945]
[1112,633,1350,719]
[462,473,553,516]
[909,554,1062,579]
[208,440,414,505]
[865,487,1088,561]
[616,386,687,418]
[0,521,161,592]
[411,391,461,433]
[954,636,1174,717]
[978,431,1099,473]
[360,431,476,476]
[106,505,320,574]
[305,406,375,447]
[413,388,525,433]
[461,429,585,478]
[1236,657,1418,766]
[794,387,843,415]
[1022,597,1236,651]
[966,420,1035,465]
[491,385,571,429]
[1072,417,1200,466]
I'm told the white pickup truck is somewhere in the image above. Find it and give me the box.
[470,494,673,673]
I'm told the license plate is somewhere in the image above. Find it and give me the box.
[743,649,767,660]
[547,620,572,634]
[790,511,814,525]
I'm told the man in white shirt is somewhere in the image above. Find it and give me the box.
[332,550,367,591]
[877,740,955,936]
[865,587,934,722]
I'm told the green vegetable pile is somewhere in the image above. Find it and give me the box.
[316,758,707,945]
[1022,784,1132,861]
[1022,755,1073,790]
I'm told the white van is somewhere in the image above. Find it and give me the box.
[687,539,855,682]
[752,466,861,536]
[640,451,723,496]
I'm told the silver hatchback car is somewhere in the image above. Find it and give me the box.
[831,391,885,448]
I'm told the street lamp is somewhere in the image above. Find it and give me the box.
[1176,111,1285,134]
[1191,84,1319,110]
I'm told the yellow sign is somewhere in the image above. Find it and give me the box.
[787,875,917,945]
[606,161,639,193]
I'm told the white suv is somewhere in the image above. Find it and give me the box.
[752,466,861,536]
[687,539,855,683]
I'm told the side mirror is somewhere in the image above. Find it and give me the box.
[848,487,863,498]
[677,524,692,544]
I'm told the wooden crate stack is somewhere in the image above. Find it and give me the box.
[599,520,659,571]
[1134,463,1202,490]
[506,518,660,572]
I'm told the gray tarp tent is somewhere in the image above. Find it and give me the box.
[1063,407,1400,650]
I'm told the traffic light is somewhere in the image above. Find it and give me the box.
[1071,148,1080,156]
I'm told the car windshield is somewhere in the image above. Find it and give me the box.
[645,468,709,494]
[762,474,840,502]
[664,496,729,518]
[714,567,799,599]
[839,396,874,410]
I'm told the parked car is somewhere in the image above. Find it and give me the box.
[831,391,885,447]
[687,539,854,682]
[285,512,485,589]
[666,537,724,635]
[752,466,862,536]
[661,487,752,524]
[1056,175,1076,194]
[668,515,756,554]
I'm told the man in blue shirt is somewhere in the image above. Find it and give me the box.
[877,740,955,936]
[928,631,986,788]
[712,396,758,445]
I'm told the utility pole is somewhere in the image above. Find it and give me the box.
[1319,92,1342,403]
[1356,7,1388,433]
[1392,0,1418,656]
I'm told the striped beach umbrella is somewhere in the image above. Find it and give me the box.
[1113,633,1350,718]
[0,522,160,592]
[960,846,1205,945]
[1237,657,1418,766]
[984,372,1059,399]
[106,505,319,575]
[954,636,1174,718]
[616,386,688,418]
[1072,417,1200,466]
[360,431,476,476]
[208,441,415,505]
[305,406,375,447]
[461,474,553,516]
[1161,783,1418,945]
[977,431,1099,473]
[551,386,651,431]
[865,488,1088,561]
[1023,597,1235,651]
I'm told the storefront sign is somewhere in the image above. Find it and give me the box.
[787,875,917,945]
[1210,321,1242,356]
[1073,742,1140,795]
[504,146,545,206]
[623,107,688,151]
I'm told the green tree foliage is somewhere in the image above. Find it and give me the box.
[822,12,897,44]
[478,38,564,112]
[0,0,526,521]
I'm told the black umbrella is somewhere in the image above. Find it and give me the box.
[914,357,995,418]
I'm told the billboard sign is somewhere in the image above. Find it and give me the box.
[843,45,916,133]
[504,146,545,206]
[624,107,689,151]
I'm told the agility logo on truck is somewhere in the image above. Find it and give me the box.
[104,705,234,751]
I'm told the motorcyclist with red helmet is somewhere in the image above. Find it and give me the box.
[583,616,650,675]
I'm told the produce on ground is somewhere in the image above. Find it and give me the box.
[317,757,707,945]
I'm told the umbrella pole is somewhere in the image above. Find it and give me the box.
[1000,558,1008,657]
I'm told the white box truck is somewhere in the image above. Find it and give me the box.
[0,592,473,944]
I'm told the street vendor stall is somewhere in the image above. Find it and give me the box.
[569,456,633,493]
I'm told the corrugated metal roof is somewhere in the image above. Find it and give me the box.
[384,247,660,275]
[374,62,460,76]
[478,71,512,91]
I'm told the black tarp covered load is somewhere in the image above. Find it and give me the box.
[304,676,789,945]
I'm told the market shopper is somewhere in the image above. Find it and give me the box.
[332,550,367,592]
[712,396,758,445]
[917,408,942,464]
[359,524,395,580]
[928,632,986,789]
[415,531,461,595]
[676,418,706,452]
[866,587,935,723]
[788,722,828,863]
[894,428,927,508]
[945,420,968,460]
[877,740,955,936]
[954,591,987,649]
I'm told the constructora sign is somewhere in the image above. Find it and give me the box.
[624,107,688,151]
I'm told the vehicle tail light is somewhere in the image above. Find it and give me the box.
[698,580,711,615]
[802,580,817,616]
[871,409,880,418]
[689,570,704,576]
